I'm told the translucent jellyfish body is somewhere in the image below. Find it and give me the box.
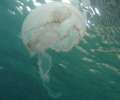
[21,2,86,98]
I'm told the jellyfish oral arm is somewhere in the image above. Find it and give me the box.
[38,52,52,83]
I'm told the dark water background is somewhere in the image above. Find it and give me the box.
[0,0,120,100]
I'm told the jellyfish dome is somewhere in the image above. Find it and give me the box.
[21,1,86,98]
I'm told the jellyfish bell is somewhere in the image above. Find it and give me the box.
[21,1,86,98]
[22,2,86,54]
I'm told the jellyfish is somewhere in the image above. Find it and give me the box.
[21,1,86,98]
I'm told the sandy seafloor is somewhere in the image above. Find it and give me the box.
[0,0,120,100]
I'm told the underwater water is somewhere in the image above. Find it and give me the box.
[0,0,120,100]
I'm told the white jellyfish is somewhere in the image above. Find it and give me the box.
[21,1,86,98]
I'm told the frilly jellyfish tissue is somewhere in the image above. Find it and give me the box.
[21,1,86,98]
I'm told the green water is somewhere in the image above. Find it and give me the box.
[0,0,120,100]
